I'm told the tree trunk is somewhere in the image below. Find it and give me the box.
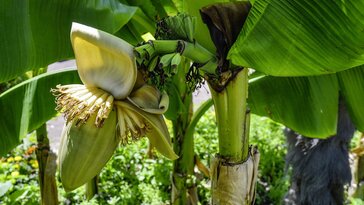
[211,148,259,205]
[284,99,355,205]
[209,69,259,205]
[36,124,59,205]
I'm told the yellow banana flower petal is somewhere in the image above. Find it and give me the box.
[71,22,137,99]
[115,101,178,160]
[127,84,169,114]
[51,84,114,127]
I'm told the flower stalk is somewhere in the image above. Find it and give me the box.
[171,58,196,205]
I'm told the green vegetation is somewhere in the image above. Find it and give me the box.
[250,116,288,204]
[0,110,289,204]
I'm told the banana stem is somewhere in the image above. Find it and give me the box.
[36,124,59,205]
[33,67,58,205]
[171,58,197,205]
[209,69,259,205]
[209,69,249,162]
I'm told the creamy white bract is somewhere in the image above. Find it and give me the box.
[52,22,177,159]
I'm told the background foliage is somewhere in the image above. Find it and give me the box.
[0,110,289,204]
[1,109,363,204]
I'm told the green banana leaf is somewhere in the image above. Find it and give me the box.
[229,0,364,76]
[249,65,364,138]
[152,0,180,16]
[337,66,364,132]
[0,0,136,83]
[0,69,80,156]
[116,25,145,46]
[119,0,178,19]
[249,74,339,138]
[116,0,181,45]
[115,8,156,45]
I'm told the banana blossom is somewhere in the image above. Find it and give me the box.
[51,23,178,191]
[52,23,177,190]
[53,22,177,158]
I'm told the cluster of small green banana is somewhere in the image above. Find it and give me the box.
[134,13,211,91]
[52,23,177,192]
[135,43,183,90]
[149,52,182,75]
[133,14,196,90]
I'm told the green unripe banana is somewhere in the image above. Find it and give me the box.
[171,53,182,69]
[148,56,160,72]
[159,53,175,68]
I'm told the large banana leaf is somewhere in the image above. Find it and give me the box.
[0,69,80,156]
[248,74,339,138]
[120,0,178,19]
[249,65,364,138]
[0,0,136,83]
[115,8,156,45]
[229,0,364,76]
[116,0,180,45]
[337,66,364,132]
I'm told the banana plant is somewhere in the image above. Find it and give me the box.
[2,0,364,204]
[146,14,214,204]
[228,1,364,204]
[132,3,258,203]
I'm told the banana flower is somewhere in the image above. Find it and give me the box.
[52,23,177,191]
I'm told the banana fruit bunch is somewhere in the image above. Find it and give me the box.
[52,23,177,191]
[133,40,183,91]
[135,14,197,90]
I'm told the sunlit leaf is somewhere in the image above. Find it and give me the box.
[229,0,364,76]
